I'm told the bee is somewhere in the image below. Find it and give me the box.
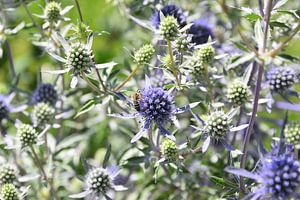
[132,90,142,111]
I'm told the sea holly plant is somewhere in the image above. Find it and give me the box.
[1,0,300,199]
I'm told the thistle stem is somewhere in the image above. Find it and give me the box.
[114,64,141,92]
[4,40,17,79]
[95,68,107,92]
[74,0,84,22]
[167,40,180,87]
[30,146,48,182]
[82,73,104,95]
[239,0,273,195]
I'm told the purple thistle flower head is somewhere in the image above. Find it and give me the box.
[266,67,296,92]
[257,150,300,199]
[151,4,186,29]
[188,18,214,45]
[32,83,58,106]
[138,87,174,126]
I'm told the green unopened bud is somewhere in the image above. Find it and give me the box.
[32,102,55,127]
[1,184,19,200]
[175,35,190,52]
[66,43,94,74]
[206,111,229,140]
[227,81,249,106]
[17,124,38,147]
[189,59,206,81]
[87,168,112,193]
[44,2,61,22]
[134,44,155,65]
[0,165,17,185]
[161,138,178,162]
[284,123,300,145]
[159,15,179,41]
[196,45,215,64]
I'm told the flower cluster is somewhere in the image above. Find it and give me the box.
[17,124,38,147]
[0,165,16,185]
[134,44,155,65]
[284,123,300,145]
[32,102,55,127]
[205,111,229,140]
[44,1,61,22]
[196,45,215,64]
[227,80,249,106]
[0,183,19,200]
[32,83,58,106]
[159,15,179,41]
[267,67,296,92]
[161,138,178,162]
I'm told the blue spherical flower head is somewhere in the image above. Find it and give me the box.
[188,18,214,45]
[139,87,174,126]
[258,151,300,199]
[32,83,58,106]
[151,4,186,29]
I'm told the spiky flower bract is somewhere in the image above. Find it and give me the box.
[32,102,55,127]
[66,43,95,75]
[267,67,296,92]
[134,44,155,65]
[206,111,229,140]
[0,184,19,200]
[227,80,249,106]
[159,15,179,41]
[257,150,300,199]
[151,4,186,29]
[161,138,178,162]
[284,123,300,145]
[17,124,38,147]
[44,1,61,22]
[32,83,58,106]
[188,18,214,45]
[0,164,17,185]
[196,45,215,64]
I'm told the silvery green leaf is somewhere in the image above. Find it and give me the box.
[95,62,118,69]
[47,52,67,63]
[86,32,94,50]
[273,0,288,10]
[230,124,249,132]
[226,53,255,70]
[60,5,73,15]
[18,173,40,182]
[254,20,264,49]
[202,136,211,153]
[70,76,78,88]
[113,185,127,191]
[102,144,111,168]
[75,99,97,118]
[69,190,92,198]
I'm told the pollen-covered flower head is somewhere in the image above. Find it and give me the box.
[66,42,95,75]
[151,4,186,29]
[206,111,229,140]
[267,67,296,92]
[44,1,61,22]
[134,44,155,65]
[0,183,19,200]
[0,164,17,185]
[258,151,300,199]
[32,83,58,106]
[188,18,214,45]
[138,87,174,125]
[284,123,300,145]
[159,15,179,41]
